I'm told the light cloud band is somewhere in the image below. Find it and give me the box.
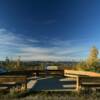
[0,28,87,61]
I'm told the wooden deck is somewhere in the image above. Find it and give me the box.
[0,69,100,93]
[0,70,64,93]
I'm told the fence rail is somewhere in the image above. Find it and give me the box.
[0,75,27,92]
[64,70,100,92]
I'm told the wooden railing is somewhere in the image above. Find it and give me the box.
[64,70,100,92]
[0,70,64,76]
[0,75,27,92]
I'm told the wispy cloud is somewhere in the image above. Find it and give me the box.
[17,46,85,61]
[0,28,39,60]
[0,28,39,47]
[0,28,87,61]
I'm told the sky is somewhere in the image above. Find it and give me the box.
[0,0,100,61]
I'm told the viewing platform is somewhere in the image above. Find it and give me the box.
[0,69,99,93]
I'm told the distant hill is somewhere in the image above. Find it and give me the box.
[22,61,79,69]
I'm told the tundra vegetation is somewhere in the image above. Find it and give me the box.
[0,91,100,100]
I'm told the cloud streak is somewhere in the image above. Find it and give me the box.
[0,29,39,47]
[0,28,87,61]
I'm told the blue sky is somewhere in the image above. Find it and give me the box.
[0,0,100,61]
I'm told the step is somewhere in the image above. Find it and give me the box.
[27,80,37,89]
[62,85,76,88]
[43,89,77,92]
[59,78,76,81]
[0,87,8,90]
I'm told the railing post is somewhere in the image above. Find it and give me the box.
[76,76,80,93]
[25,78,27,91]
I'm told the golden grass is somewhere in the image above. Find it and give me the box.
[0,91,100,100]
